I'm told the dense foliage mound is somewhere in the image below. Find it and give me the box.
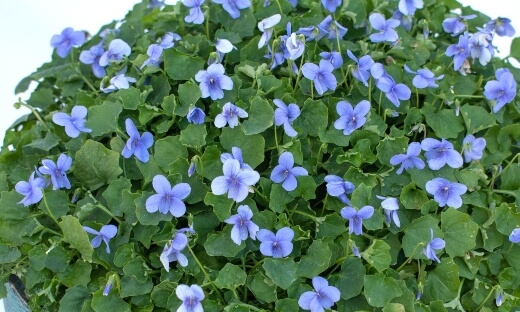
[1,0,520,310]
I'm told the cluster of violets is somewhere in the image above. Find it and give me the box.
[35,0,520,310]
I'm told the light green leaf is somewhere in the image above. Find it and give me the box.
[59,215,94,263]
[441,209,478,257]
[86,101,123,137]
[364,273,402,307]
[74,140,122,190]
[262,258,297,290]
[215,263,247,290]
[242,96,274,135]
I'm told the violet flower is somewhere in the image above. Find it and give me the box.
[187,107,206,124]
[398,0,423,16]
[214,102,248,128]
[83,224,118,253]
[79,43,106,78]
[298,276,341,312]
[274,99,300,137]
[347,50,374,87]
[320,51,343,69]
[160,232,189,271]
[390,142,425,174]
[376,76,411,107]
[257,227,294,258]
[462,135,486,163]
[341,206,374,235]
[486,17,516,37]
[425,177,467,208]
[121,118,154,163]
[213,0,251,19]
[176,284,205,311]
[224,205,259,245]
[146,175,191,217]
[258,14,281,48]
[302,60,337,95]
[52,106,92,138]
[99,39,131,66]
[270,152,308,192]
[211,159,260,202]
[377,195,400,227]
[423,228,445,263]
[484,68,517,113]
[369,13,400,43]
[285,33,305,60]
[442,15,476,36]
[510,228,520,243]
[403,64,444,89]
[220,146,252,170]
[195,64,234,100]
[100,69,137,93]
[317,15,348,40]
[324,175,355,204]
[50,27,86,58]
[182,0,205,24]
[421,138,463,170]
[321,0,341,13]
[446,32,471,71]
[39,154,72,190]
[333,100,370,135]
[15,172,46,207]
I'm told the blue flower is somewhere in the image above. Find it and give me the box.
[462,135,486,163]
[257,227,294,258]
[220,146,252,170]
[333,100,370,135]
[159,32,181,49]
[469,31,494,66]
[317,15,348,40]
[195,64,234,100]
[390,142,425,174]
[369,13,400,42]
[83,224,118,253]
[146,175,191,217]
[341,206,374,235]
[79,43,106,78]
[398,0,423,15]
[347,50,374,87]
[486,17,516,37]
[39,154,72,190]
[121,118,154,163]
[442,15,475,36]
[446,32,471,71]
[324,175,355,204]
[214,102,248,128]
[393,10,413,32]
[321,0,341,13]
[297,25,325,41]
[213,0,251,19]
[182,0,205,24]
[15,172,46,207]
[484,68,517,113]
[224,205,260,245]
[370,62,389,80]
[376,76,411,107]
[258,14,281,48]
[270,152,308,192]
[141,44,164,68]
[285,33,306,60]
[52,106,92,138]
[320,51,343,69]
[160,232,188,271]
[298,276,341,312]
[351,245,361,257]
[377,196,400,227]
[176,284,205,312]
[510,228,520,243]
[215,39,236,55]
[274,99,300,137]
[99,39,131,66]
[404,64,444,89]
[50,27,86,58]
[421,138,463,170]
[100,69,137,93]
[211,159,260,202]
[496,292,503,307]
[425,178,467,208]
[302,60,337,96]
[187,107,206,124]
[423,228,445,263]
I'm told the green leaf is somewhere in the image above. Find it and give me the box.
[510,37,520,62]
[248,272,277,303]
[494,203,520,235]
[23,132,60,152]
[350,183,372,208]
[39,190,70,219]
[59,215,94,263]
[27,88,53,110]
[44,245,69,273]
[421,104,464,139]
[180,124,207,148]
[292,99,328,137]
[155,136,188,172]
[361,239,392,273]
[58,286,90,312]
[269,183,294,213]
[316,213,347,239]
[242,96,274,135]
[441,209,478,257]
[275,299,299,312]
[86,101,123,137]
[204,227,245,257]
[364,273,402,307]
[262,258,297,290]
[120,275,153,298]
[296,240,332,278]
[123,256,149,283]
[151,281,177,308]
[402,215,439,259]
[91,289,131,312]
[220,127,265,168]
[135,192,172,226]
[164,49,205,81]
[383,303,405,312]
[460,104,496,134]
[215,263,247,290]
[400,182,429,210]
[74,140,122,191]
[204,192,234,221]
[178,82,202,116]
[336,257,365,300]
[57,260,92,287]
[0,245,21,264]
[102,177,132,217]
[423,259,460,302]
[376,136,409,166]
[198,145,223,180]
[289,176,316,201]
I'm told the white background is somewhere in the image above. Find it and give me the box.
[0,0,517,310]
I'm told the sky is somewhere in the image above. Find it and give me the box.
[0,0,517,307]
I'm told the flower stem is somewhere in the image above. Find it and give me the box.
[42,192,61,228]
[186,244,225,302]
[293,54,305,94]
[17,101,50,131]
[396,243,424,272]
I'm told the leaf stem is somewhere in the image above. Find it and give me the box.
[186,244,225,302]
[17,100,50,131]
[396,243,424,272]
